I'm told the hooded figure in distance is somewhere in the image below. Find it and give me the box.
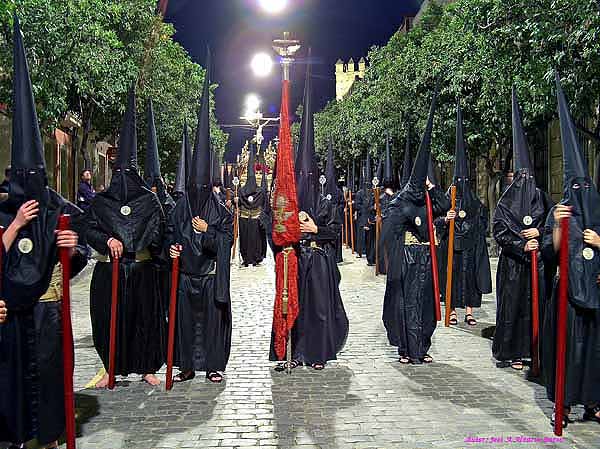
[492,88,554,371]
[86,86,166,388]
[270,53,348,370]
[377,132,398,274]
[325,139,344,263]
[540,75,600,427]
[354,153,376,264]
[166,48,233,384]
[381,85,450,364]
[0,16,88,448]
[437,101,492,326]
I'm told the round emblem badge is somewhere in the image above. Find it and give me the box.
[248,196,254,203]
[458,210,467,219]
[18,238,33,254]
[583,247,595,261]
[523,215,533,226]
[326,194,332,201]
[415,217,422,227]
[120,205,132,216]
[299,211,309,222]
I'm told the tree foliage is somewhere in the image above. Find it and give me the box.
[316,0,600,174]
[0,0,227,176]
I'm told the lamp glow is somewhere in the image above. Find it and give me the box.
[259,0,287,14]
[251,53,274,77]
[245,94,261,113]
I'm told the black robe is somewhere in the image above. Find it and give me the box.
[325,191,344,264]
[269,196,349,364]
[540,205,600,407]
[238,188,267,266]
[377,191,397,275]
[166,193,233,372]
[0,192,87,446]
[382,186,449,360]
[437,186,492,309]
[87,172,166,376]
[354,188,375,262]
[492,176,554,362]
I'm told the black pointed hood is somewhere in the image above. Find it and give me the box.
[9,15,48,205]
[383,133,394,188]
[401,128,412,186]
[242,143,258,193]
[512,87,533,173]
[427,155,438,186]
[174,123,189,196]
[115,86,138,170]
[144,99,161,184]
[409,84,438,187]
[325,139,341,200]
[295,49,319,214]
[211,148,222,186]
[454,100,468,180]
[351,161,356,191]
[189,47,212,213]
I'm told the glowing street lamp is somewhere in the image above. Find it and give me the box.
[251,53,274,77]
[245,94,261,115]
[259,0,288,14]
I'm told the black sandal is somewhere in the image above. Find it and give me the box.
[449,311,458,325]
[311,363,325,370]
[421,354,433,364]
[465,314,477,326]
[274,360,300,372]
[206,371,223,383]
[173,370,195,383]
[583,405,600,423]
[399,356,410,364]
[511,360,524,371]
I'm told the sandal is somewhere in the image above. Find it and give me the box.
[274,360,300,372]
[465,314,477,326]
[421,354,434,364]
[583,405,600,423]
[399,356,410,364]
[311,363,325,370]
[449,311,458,326]
[511,360,524,371]
[173,370,195,383]
[206,371,223,383]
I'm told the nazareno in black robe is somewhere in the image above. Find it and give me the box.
[269,196,349,364]
[166,190,233,372]
[437,182,492,309]
[376,190,397,275]
[238,185,267,266]
[0,191,87,446]
[86,170,166,376]
[354,187,375,262]
[324,189,344,264]
[382,184,449,361]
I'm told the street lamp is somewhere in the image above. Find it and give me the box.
[251,52,274,77]
[245,94,261,115]
[259,0,287,14]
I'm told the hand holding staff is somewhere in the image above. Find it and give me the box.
[166,244,182,391]
[58,215,77,449]
[444,186,457,326]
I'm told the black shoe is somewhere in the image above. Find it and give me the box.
[583,405,600,423]
[173,370,195,383]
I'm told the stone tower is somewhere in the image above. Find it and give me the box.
[335,57,366,101]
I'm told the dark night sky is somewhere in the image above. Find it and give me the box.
[165,0,422,161]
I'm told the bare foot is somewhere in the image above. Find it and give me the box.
[142,374,161,386]
[95,373,109,389]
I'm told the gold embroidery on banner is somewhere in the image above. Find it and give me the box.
[274,195,293,233]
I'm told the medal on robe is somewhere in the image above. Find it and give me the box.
[120,205,131,216]
[248,195,254,203]
[458,210,467,219]
[583,247,594,260]
[523,215,533,226]
[299,211,309,222]
[326,194,332,201]
[18,238,33,254]
[415,216,422,227]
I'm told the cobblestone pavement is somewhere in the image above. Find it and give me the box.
[55,249,600,449]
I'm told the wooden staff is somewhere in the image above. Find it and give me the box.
[342,190,348,247]
[530,249,540,377]
[231,183,239,260]
[349,190,355,253]
[374,187,382,275]
[108,256,120,390]
[425,191,441,322]
[444,186,457,326]
[554,217,569,437]
[165,244,182,391]
[58,215,76,449]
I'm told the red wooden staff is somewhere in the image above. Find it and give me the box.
[554,217,569,436]
[58,215,76,449]
[349,190,355,253]
[426,191,441,322]
[165,244,182,391]
[444,186,457,326]
[108,255,120,390]
[530,249,540,377]
[343,190,348,247]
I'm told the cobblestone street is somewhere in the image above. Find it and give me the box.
[65,249,599,449]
